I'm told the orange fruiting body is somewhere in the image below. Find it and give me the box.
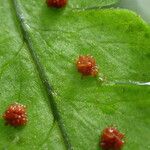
[100,127,124,150]
[76,55,98,76]
[46,0,67,8]
[3,102,28,127]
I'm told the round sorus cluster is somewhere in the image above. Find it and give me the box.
[76,55,98,77]
[3,103,28,127]
[46,0,67,8]
[100,127,124,150]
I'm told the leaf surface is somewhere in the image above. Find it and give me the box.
[0,0,150,150]
[0,1,65,150]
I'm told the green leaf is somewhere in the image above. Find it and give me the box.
[62,0,119,8]
[0,0,150,150]
[0,1,65,150]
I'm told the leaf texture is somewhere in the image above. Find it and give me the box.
[0,0,150,150]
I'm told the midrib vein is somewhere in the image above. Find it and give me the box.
[11,0,72,149]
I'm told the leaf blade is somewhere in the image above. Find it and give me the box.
[0,1,65,149]
[0,0,150,150]
[25,8,150,149]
